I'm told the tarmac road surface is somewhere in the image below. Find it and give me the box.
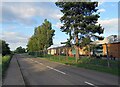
[3,54,119,86]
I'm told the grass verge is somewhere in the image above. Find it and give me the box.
[38,54,120,76]
[2,55,12,78]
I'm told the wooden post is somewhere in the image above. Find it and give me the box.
[66,47,68,62]
[105,43,110,67]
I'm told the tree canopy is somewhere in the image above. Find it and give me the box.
[0,40,11,56]
[55,1,104,62]
[14,46,26,53]
[27,19,55,52]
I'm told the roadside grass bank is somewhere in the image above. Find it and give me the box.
[2,55,13,78]
[29,53,120,76]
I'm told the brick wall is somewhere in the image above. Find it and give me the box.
[102,42,120,58]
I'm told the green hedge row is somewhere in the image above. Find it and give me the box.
[2,55,12,77]
[28,51,44,57]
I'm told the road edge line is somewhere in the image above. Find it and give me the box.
[16,57,27,86]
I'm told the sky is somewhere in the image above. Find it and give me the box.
[0,0,119,51]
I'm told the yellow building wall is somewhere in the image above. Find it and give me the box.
[103,43,120,58]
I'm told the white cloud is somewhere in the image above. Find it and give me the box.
[2,0,57,2]
[51,14,63,20]
[53,22,63,28]
[98,8,105,13]
[98,18,118,28]
[2,2,62,25]
[92,0,119,2]
[11,6,36,18]
[98,18,118,36]
[2,31,29,50]
[2,3,38,25]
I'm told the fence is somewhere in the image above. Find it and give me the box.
[28,50,48,57]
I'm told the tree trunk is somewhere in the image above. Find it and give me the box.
[88,45,91,57]
[106,43,110,67]
[59,48,61,61]
[66,47,68,62]
[75,46,79,62]
[75,35,79,63]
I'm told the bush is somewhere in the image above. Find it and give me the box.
[78,57,92,64]
[2,55,12,76]
[29,52,43,57]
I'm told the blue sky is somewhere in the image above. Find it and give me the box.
[1,0,119,50]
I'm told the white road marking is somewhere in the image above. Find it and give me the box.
[46,66,66,75]
[29,59,66,75]
[34,61,43,65]
[39,63,43,65]
[46,66,53,69]
[30,59,33,61]
[85,81,98,87]
[34,61,38,63]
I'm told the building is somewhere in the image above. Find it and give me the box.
[48,35,120,58]
[91,35,120,58]
[102,42,120,58]
[48,45,90,57]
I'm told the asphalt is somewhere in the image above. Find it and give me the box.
[3,54,119,86]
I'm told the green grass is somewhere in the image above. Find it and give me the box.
[77,58,120,76]
[2,55,12,77]
[75,63,119,76]
[38,54,120,76]
[43,55,76,64]
[29,53,120,76]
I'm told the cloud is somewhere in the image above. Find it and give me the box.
[2,2,62,25]
[2,3,38,25]
[2,31,29,50]
[98,9,105,13]
[98,18,118,35]
[92,0,119,2]
[3,0,57,2]
[98,18,118,29]
[53,22,63,28]
[51,14,63,20]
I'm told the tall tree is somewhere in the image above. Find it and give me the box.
[56,1,104,62]
[27,19,55,53]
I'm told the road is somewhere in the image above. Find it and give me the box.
[7,54,120,86]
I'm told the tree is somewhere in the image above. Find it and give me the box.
[61,38,72,61]
[27,19,55,53]
[14,46,26,53]
[61,31,72,61]
[41,19,55,50]
[27,35,40,52]
[55,1,104,62]
[0,40,11,56]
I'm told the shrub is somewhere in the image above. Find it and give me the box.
[2,55,12,76]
